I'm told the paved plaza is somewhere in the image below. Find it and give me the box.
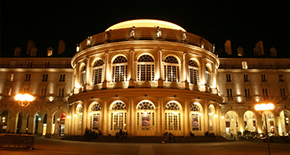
[1,137,290,155]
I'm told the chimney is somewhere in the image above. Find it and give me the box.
[47,47,53,56]
[26,40,35,55]
[224,40,232,55]
[58,40,65,54]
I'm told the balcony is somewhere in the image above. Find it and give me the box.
[219,64,290,70]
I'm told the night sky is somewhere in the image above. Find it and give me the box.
[1,1,290,57]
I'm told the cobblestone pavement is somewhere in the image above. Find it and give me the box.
[1,137,290,155]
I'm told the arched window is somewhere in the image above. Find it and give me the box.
[90,103,101,111]
[137,55,154,81]
[165,101,181,131]
[137,101,155,110]
[92,59,104,84]
[188,60,199,85]
[76,104,83,130]
[243,111,257,132]
[208,105,215,131]
[191,103,202,131]
[111,101,126,110]
[164,56,179,82]
[205,66,211,86]
[80,65,86,86]
[112,56,128,82]
[110,101,127,131]
[90,102,101,130]
[76,104,83,114]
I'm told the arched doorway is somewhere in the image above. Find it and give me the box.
[34,110,47,136]
[89,102,102,131]
[109,101,127,135]
[190,102,202,134]
[136,100,156,136]
[280,110,290,136]
[165,101,182,135]
[16,110,29,134]
[262,111,275,135]
[243,111,257,132]
[0,110,10,133]
[225,111,239,136]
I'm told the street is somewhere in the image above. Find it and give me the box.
[1,137,290,155]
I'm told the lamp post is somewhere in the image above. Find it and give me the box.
[14,93,35,136]
[254,103,274,155]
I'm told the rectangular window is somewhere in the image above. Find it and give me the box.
[59,74,66,82]
[226,74,232,82]
[25,74,31,81]
[227,88,233,97]
[58,88,64,97]
[280,88,286,97]
[242,61,248,69]
[6,87,12,96]
[42,74,48,82]
[279,74,284,82]
[44,61,50,68]
[244,74,249,82]
[10,61,16,68]
[261,74,266,82]
[245,88,251,97]
[262,88,268,97]
[7,73,14,81]
[27,61,33,68]
[40,88,47,97]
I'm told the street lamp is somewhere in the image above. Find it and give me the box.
[254,103,274,155]
[14,93,35,136]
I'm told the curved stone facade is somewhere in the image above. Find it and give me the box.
[69,19,221,136]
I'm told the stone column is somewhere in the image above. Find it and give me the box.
[183,53,189,89]
[82,101,88,135]
[238,116,244,134]
[129,49,135,88]
[158,50,164,88]
[200,57,206,91]
[85,58,91,90]
[130,99,135,136]
[9,115,17,133]
[184,99,189,136]
[159,98,164,135]
[102,99,108,135]
[216,105,221,135]
[102,52,109,89]
[45,116,53,138]
[204,102,209,133]
[275,116,281,136]
[28,115,35,134]
[256,113,263,134]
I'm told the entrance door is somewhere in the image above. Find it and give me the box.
[136,111,155,136]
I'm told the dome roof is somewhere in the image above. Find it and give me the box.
[105,19,186,32]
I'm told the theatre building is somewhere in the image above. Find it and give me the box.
[0,19,289,138]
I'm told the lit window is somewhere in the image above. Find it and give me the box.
[205,66,211,86]
[112,56,128,82]
[92,60,104,84]
[137,55,154,81]
[164,56,179,82]
[188,60,199,85]
[242,61,248,69]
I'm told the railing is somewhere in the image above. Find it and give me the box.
[78,27,214,53]
[219,64,290,69]
[0,64,72,69]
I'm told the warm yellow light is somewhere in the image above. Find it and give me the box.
[15,93,35,102]
[106,19,186,32]
[221,116,225,119]
[254,103,275,111]
[73,114,77,117]
[214,114,218,117]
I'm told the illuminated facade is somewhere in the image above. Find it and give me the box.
[0,19,289,138]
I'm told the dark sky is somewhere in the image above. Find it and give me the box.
[1,1,290,57]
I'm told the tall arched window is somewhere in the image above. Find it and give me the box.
[164,56,180,82]
[188,60,199,85]
[205,66,211,87]
[80,65,86,86]
[208,105,215,131]
[137,55,154,81]
[165,101,181,131]
[191,103,202,131]
[76,104,83,130]
[92,59,104,84]
[90,102,101,130]
[136,100,156,133]
[112,56,128,82]
[110,101,126,131]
